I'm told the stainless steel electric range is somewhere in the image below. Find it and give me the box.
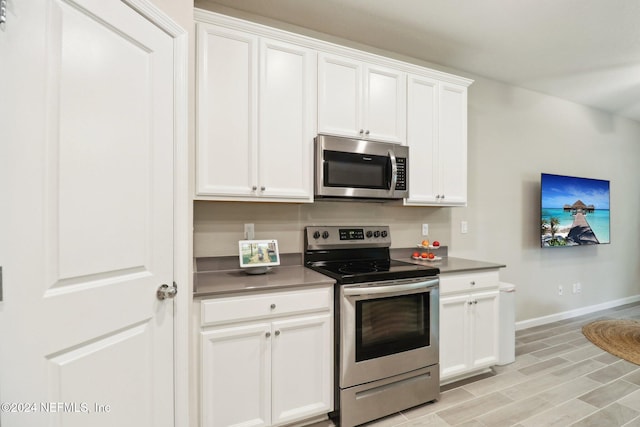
[304,226,440,427]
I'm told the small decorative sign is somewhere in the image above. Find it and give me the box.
[238,240,280,274]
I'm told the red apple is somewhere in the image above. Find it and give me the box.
[412,251,420,258]
[428,253,435,259]
[420,252,428,259]
[432,241,440,247]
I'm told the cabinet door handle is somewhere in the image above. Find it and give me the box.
[265,332,271,338]
[474,300,478,304]
[275,330,280,336]
[365,130,370,135]
[261,186,266,191]
[470,281,476,286]
[252,186,257,191]
[468,301,473,305]
[270,303,276,309]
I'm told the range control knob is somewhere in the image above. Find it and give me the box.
[313,231,321,239]
[322,231,330,239]
[366,231,373,238]
[374,230,381,238]
[381,230,388,238]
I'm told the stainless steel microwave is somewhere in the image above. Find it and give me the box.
[314,134,409,200]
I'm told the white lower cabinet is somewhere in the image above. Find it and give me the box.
[439,271,500,382]
[200,286,333,427]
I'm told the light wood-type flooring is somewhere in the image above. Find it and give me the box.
[313,301,640,427]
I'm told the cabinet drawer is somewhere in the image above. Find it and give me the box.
[440,270,499,295]
[201,286,333,326]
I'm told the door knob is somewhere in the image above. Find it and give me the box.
[157,283,177,300]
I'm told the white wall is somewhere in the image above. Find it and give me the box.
[457,76,640,321]
[191,6,640,323]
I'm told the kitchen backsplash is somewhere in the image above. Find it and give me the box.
[194,200,453,257]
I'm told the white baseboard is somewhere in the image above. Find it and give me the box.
[515,294,640,331]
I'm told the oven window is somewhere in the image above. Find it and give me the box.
[355,293,430,361]
[323,150,390,189]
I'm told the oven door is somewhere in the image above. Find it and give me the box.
[339,277,439,389]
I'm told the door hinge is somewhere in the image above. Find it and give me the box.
[0,0,7,25]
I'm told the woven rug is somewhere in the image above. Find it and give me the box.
[582,319,640,365]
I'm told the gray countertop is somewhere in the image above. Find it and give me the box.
[193,254,505,297]
[194,265,335,297]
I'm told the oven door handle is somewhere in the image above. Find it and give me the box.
[343,278,438,296]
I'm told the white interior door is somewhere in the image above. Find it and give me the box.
[0,1,177,426]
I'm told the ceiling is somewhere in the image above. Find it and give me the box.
[200,0,640,122]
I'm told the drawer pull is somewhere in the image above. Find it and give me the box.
[470,281,476,286]
[265,332,271,338]
[270,303,276,309]
[275,330,281,336]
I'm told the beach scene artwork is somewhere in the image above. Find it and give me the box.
[541,173,610,247]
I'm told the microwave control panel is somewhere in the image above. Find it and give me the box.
[395,157,406,190]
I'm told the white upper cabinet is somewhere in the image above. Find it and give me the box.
[196,21,316,202]
[438,82,468,205]
[405,74,439,204]
[194,9,472,204]
[405,74,470,206]
[258,38,316,201]
[318,53,406,144]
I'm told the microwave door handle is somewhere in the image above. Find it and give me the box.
[343,278,438,296]
[388,149,398,194]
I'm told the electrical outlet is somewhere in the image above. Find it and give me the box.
[461,221,468,234]
[572,283,577,294]
[244,223,255,240]
[576,282,582,293]
[558,285,563,296]
[422,223,429,236]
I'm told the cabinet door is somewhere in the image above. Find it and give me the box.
[271,313,333,426]
[438,82,467,205]
[363,64,406,144]
[439,294,471,380]
[201,323,271,427]
[196,24,258,197]
[259,39,315,201]
[470,290,500,370]
[318,53,362,138]
[405,74,439,205]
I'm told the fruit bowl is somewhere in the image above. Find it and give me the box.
[416,244,440,249]
[411,255,442,261]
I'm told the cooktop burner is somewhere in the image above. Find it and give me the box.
[304,226,439,284]
[338,262,383,275]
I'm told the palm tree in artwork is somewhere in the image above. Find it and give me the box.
[549,217,560,240]
[542,217,561,243]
